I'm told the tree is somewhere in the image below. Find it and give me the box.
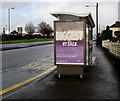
[37,22,53,37]
[98,26,112,46]
[25,22,35,35]
[102,26,112,40]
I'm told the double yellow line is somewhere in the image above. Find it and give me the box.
[0,66,56,95]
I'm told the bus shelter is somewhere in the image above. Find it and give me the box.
[51,12,95,78]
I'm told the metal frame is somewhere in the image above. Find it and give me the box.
[54,19,86,65]
[83,19,86,66]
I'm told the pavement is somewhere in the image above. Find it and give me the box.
[2,45,120,100]
[0,41,54,51]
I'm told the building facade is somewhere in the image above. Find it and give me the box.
[110,21,120,37]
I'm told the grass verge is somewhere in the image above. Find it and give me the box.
[0,38,53,44]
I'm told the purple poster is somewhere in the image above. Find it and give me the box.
[55,21,84,65]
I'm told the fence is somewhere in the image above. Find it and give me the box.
[102,40,120,59]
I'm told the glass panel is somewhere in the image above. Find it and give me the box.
[55,21,84,65]
[86,24,89,65]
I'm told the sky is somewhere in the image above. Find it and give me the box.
[0,0,119,35]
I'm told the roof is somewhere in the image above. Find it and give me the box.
[110,21,120,28]
[114,31,120,33]
[50,12,95,28]
[51,12,90,18]
[32,33,42,35]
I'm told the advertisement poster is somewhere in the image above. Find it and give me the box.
[55,21,84,64]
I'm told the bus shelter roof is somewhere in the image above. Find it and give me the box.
[51,12,95,28]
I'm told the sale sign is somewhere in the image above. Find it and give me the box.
[55,21,84,65]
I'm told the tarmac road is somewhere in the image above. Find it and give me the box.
[2,44,54,70]
[1,44,55,97]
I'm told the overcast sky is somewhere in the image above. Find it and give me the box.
[0,0,119,34]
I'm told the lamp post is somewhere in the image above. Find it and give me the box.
[86,3,99,47]
[8,7,14,40]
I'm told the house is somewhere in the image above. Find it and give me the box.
[32,32,43,36]
[10,30,19,36]
[110,21,120,37]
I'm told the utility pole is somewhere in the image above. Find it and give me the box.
[8,7,14,40]
[8,8,10,35]
[86,3,99,46]
[96,3,99,47]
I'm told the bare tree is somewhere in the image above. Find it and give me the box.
[37,22,53,37]
[25,22,35,35]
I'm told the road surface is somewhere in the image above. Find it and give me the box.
[1,44,54,93]
[2,44,54,70]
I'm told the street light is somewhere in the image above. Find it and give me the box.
[86,3,99,47]
[8,7,14,37]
